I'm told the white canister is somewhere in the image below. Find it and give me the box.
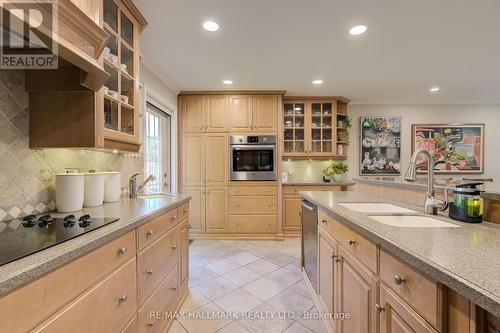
[56,173,84,213]
[84,172,105,207]
[104,171,121,203]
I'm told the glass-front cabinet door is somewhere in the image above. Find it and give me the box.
[283,102,306,155]
[282,99,348,158]
[309,102,336,156]
[102,0,139,145]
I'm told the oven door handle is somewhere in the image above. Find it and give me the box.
[231,145,276,150]
[301,201,317,212]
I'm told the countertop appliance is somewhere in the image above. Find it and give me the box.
[301,199,318,293]
[0,214,120,266]
[230,135,277,181]
[448,183,484,223]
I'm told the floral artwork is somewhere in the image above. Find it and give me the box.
[360,117,401,175]
[412,124,484,174]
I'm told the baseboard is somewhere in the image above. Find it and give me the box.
[189,233,285,240]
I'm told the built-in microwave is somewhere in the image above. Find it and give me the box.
[230,135,277,181]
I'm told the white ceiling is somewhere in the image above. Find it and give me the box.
[135,0,500,104]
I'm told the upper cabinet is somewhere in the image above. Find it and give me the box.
[283,97,349,159]
[28,0,147,152]
[181,95,228,132]
[179,92,282,134]
[229,95,279,132]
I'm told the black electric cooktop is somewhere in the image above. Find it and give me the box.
[0,214,119,266]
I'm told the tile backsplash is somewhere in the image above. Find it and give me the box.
[0,70,143,221]
[282,160,331,183]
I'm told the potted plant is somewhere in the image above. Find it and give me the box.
[322,161,349,182]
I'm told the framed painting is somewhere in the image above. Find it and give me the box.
[360,117,401,175]
[411,124,484,174]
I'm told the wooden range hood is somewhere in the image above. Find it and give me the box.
[3,0,110,91]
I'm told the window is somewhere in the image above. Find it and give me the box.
[144,101,171,193]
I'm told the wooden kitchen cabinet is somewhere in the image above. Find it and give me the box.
[182,95,205,132]
[206,187,229,232]
[379,283,439,333]
[182,133,206,187]
[337,246,378,333]
[28,0,147,152]
[283,97,349,159]
[283,196,302,232]
[179,219,190,295]
[318,228,337,319]
[206,133,229,186]
[183,187,205,233]
[206,95,229,131]
[229,95,279,132]
[181,95,228,132]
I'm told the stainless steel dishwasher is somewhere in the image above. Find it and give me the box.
[301,199,318,293]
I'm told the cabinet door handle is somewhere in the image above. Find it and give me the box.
[118,294,128,303]
[375,304,385,313]
[146,230,154,238]
[393,274,406,285]
[188,224,192,229]
[170,287,177,292]
[347,239,356,246]
[146,320,155,327]
[331,252,336,259]
[321,219,328,224]
[171,245,177,251]
[334,257,342,263]
[146,269,153,275]
[117,247,127,255]
[183,208,188,213]
[171,216,177,222]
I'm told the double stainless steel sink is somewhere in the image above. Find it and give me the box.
[338,203,461,228]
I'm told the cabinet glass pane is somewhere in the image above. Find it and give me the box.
[284,129,293,141]
[104,30,118,64]
[294,103,304,115]
[312,141,321,152]
[103,0,117,31]
[295,141,304,153]
[121,12,134,47]
[284,115,293,128]
[121,105,134,135]
[322,115,332,128]
[104,63,118,97]
[322,103,332,115]
[104,98,118,131]
[120,43,134,77]
[323,141,332,153]
[284,103,293,115]
[323,129,332,140]
[120,75,134,106]
[312,128,321,141]
[284,141,293,153]
[295,129,304,141]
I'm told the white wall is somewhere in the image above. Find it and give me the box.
[346,104,500,190]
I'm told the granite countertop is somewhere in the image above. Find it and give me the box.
[0,194,190,296]
[283,181,356,187]
[300,190,500,317]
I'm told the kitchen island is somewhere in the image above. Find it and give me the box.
[301,190,500,332]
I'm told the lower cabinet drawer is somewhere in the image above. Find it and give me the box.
[229,186,277,196]
[33,258,137,333]
[138,265,179,333]
[137,208,178,250]
[178,202,189,221]
[380,248,442,328]
[229,196,277,214]
[137,227,179,306]
[0,231,136,333]
[319,210,378,274]
[229,215,277,233]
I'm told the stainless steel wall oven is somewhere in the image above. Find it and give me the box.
[230,135,277,181]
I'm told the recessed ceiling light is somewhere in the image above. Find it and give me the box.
[203,21,219,32]
[222,80,233,85]
[430,86,440,93]
[312,79,323,85]
[349,25,367,35]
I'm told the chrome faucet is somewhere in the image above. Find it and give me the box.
[404,149,447,215]
[129,174,157,198]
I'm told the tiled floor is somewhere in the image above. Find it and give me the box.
[168,239,327,333]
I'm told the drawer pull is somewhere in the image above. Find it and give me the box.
[188,224,192,229]
[393,274,406,285]
[171,216,177,222]
[375,304,385,313]
[347,239,356,246]
[171,245,177,251]
[146,230,154,237]
[118,294,128,303]
[321,219,327,224]
[334,257,342,263]
[146,320,155,327]
[146,269,153,275]
[183,208,188,213]
[170,287,177,292]
[117,247,127,255]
